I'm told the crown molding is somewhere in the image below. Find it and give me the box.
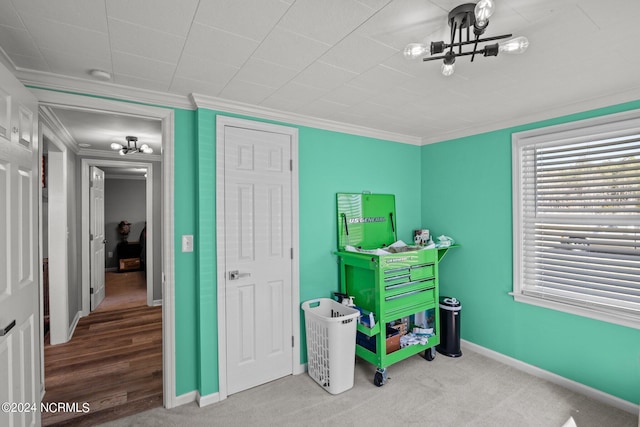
[39,105,79,154]
[19,64,422,145]
[420,85,640,145]
[0,49,416,146]
[190,93,422,146]
[11,66,195,111]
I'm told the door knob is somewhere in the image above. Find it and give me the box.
[228,270,251,280]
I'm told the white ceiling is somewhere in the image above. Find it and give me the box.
[1,0,640,149]
[42,106,162,155]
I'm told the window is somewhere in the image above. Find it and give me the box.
[513,110,640,329]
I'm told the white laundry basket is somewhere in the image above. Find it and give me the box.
[302,298,360,395]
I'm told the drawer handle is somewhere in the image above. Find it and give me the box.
[384,267,410,275]
[385,288,432,301]
[0,320,16,337]
[385,278,434,291]
[384,274,410,282]
[411,263,434,270]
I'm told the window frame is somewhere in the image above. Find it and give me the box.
[512,109,640,330]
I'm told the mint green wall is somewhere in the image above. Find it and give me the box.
[420,101,640,405]
[172,108,199,395]
[41,87,639,405]
[194,109,423,392]
[297,127,423,302]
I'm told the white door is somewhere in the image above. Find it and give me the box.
[0,63,41,426]
[89,166,105,310]
[224,125,293,395]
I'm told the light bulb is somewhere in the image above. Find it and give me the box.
[110,142,123,150]
[499,36,529,54]
[441,62,455,77]
[403,43,428,59]
[474,0,495,27]
[141,144,153,154]
[118,149,125,156]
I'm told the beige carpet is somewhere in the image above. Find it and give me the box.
[99,346,638,427]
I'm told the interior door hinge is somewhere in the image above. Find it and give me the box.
[89,233,94,240]
[289,159,292,171]
[90,287,94,294]
[290,248,293,259]
[292,336,294,347]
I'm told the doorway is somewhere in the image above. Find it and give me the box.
[81,159,155,311]
[34,89,178,414]
[215,115,302,400]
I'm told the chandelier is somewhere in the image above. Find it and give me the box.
[110,136,153,155]
[404,0,529,76]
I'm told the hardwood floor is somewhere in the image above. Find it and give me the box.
[42,271,162,426]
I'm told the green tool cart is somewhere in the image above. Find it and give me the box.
[335,192,453,387]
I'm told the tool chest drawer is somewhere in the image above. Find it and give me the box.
[409,263,434,281]
[383,263,434,285]
[382,285,436,318]
[384,277,434,298]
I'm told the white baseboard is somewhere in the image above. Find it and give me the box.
[197,391,220,407]
[66,311,80,341]
[461,340,639,415]
[173,390,198,407]
[173,366,305,410]
[152,299,162,307]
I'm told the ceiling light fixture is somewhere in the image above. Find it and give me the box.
[88,69,112,81]
[404,1,529,76]
[110,136,153,156]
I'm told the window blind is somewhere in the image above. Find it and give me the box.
[519,133,640,318]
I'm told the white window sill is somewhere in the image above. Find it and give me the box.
[509,292,640,330]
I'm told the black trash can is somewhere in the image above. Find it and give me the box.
[436,296,462,357]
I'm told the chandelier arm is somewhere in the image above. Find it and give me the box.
[470,35,480,62]
[449,19,457,54]
[423,55,450,62]
[444,33,512,50]
[423,48,495,62]
[466,22,470,49]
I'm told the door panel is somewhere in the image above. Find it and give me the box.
[18,167,33,286]
[18,316,37,427]
[90,166,105,310]
[225,125,292,395]
[0,161,8,298]
[0,61,41,427]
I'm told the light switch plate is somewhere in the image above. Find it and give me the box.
[182,235,194,252]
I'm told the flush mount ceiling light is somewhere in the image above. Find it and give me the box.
[88,68,112,81]
[110,136,153,156]
[404,0,529,76]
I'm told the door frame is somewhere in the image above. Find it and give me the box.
[215,115,301,401]
[32,89,177,408]
[81,159,154,309]
[39,122,70,346]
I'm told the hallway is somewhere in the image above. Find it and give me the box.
[42,271,162,426]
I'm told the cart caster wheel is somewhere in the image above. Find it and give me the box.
[424,347,436,361]
[374,372,384,387]
[373,368,387,387]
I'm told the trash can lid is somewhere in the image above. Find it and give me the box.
[439,296,461,309]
